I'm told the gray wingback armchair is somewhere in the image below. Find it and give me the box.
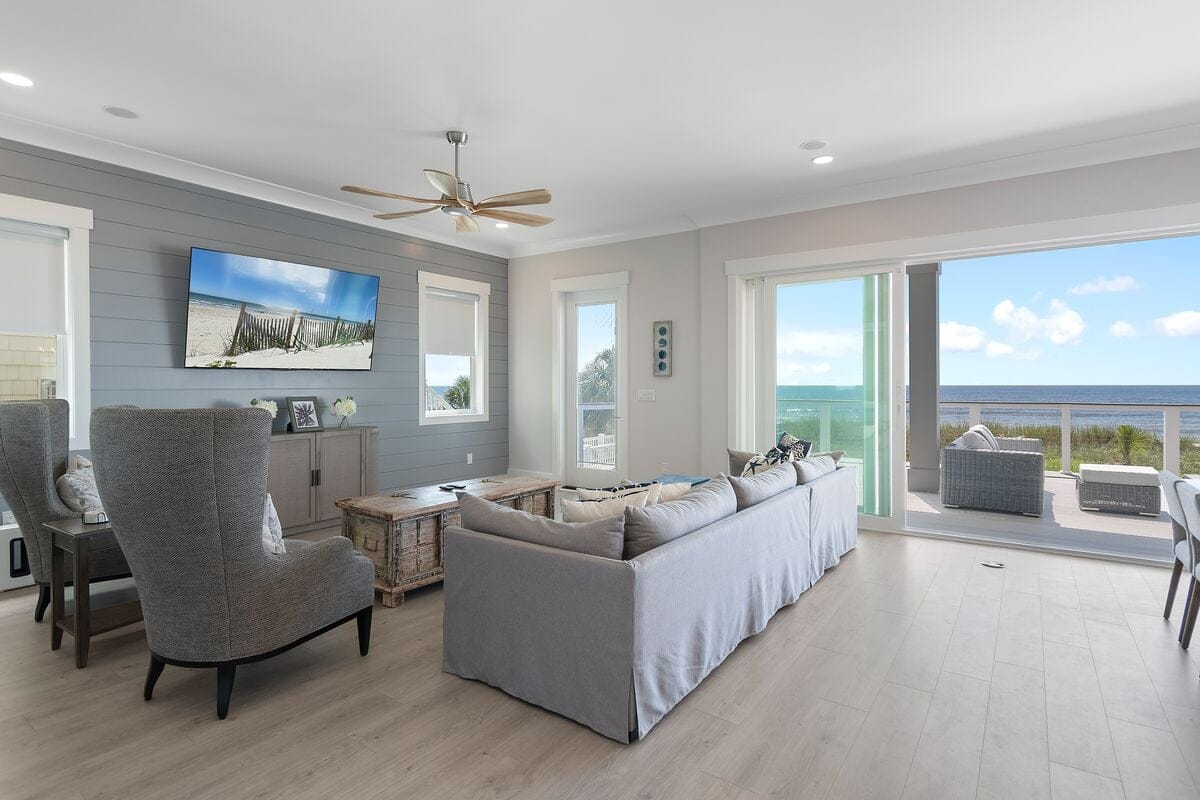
[90,406,375,719]
[0,400,130,620]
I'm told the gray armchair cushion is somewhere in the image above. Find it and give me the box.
[623,475,736,558]
[91,406,373,663]
[457,491,624,560]
[727,463,795,510]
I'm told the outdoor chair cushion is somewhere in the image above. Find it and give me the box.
[1078,463,1160,487]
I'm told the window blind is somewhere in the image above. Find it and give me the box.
[423,287,478,356]
[0,220,68,335]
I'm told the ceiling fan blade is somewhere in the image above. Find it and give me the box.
[455,214,479,233]
[473,208,554,228]
[374,207,442,220]
[475,189,552,209]
[424,169,458,199]
[341,185,444,204]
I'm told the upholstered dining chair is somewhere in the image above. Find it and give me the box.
[1175,480,1200,650]
[0,400,130,621]
[90,406,375,719]
[1160,470,1193,623]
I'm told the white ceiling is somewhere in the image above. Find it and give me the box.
[2,1,1200,259]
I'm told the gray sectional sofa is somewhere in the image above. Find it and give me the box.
[442,465,858,742]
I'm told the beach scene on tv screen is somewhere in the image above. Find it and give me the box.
[184,249,379,370]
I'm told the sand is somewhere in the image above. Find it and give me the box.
[184,301,374,369]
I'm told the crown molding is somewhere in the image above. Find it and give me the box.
[0,112,511,259]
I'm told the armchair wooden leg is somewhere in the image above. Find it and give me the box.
[216,664,236,720]
[1182,578,1200,650]
[144,656,165,701]
[34,585,50,622]
[357,606,373,657]
[1166,559,1185,619]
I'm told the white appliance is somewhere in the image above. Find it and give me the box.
[1,524,35,592]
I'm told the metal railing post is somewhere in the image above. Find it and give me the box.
[1165,407,1182,474]
[1060,406,1072,474]
[967,404,981,427]
[819,402,832,452]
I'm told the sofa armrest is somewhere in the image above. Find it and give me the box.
[442,527,636,742]
[995,436,1044,453]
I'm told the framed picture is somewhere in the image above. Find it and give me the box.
[286,396,323,432]
[652,320,672,377]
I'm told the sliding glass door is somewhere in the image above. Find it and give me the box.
[762,269,899,520]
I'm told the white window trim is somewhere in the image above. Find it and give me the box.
[0,192,93,450]
[417,270,491,426]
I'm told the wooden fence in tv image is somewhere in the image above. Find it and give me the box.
[225,303,375,357]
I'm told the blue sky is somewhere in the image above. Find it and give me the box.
[190,248,379,322]
[776,234,1200,386]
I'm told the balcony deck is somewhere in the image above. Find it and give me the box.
[906,473,1176,562]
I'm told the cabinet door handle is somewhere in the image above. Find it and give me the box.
[315,468,321,486]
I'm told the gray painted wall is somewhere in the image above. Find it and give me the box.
[0,137,508,500]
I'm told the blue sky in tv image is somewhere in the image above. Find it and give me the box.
[188,248,379,323]
[776,233,1200,389]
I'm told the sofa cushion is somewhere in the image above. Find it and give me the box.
[623,475,736,558]
[657,482,692,502]
[795,454,838,484]
[728,463,796,510]
[562,489,650,522]
[457,491,624,559]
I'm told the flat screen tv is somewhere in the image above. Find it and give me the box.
[184,248,380,371]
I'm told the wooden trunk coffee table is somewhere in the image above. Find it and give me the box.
[337,475,558,607]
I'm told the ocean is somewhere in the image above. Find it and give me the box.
[776,385,1200,438]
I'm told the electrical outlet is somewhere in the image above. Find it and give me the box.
[1,510,14,526]
[466,452,473,465]
[637,389,656,402]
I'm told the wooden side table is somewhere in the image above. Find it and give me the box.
[42,518,142,668]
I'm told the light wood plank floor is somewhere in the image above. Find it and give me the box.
[1,530,1198,799]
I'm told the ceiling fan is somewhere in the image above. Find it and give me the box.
[341,130,553,233]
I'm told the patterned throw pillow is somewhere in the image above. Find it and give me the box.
[55,455,103,513]
[262,494,286,555]
[740,432,814,476]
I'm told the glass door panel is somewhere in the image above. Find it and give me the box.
[772,272,893,517]
[566,296,619,486]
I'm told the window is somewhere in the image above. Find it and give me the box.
[418,271,490,425]
[0,195,92,449]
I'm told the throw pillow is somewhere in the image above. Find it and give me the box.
[262,493,286,555]
[727,448,756,477]
[657,482,692,503]
[810,450,845,464]
[457,492,624,559]
[576,483,660,505]
[959,429,993,450]
[739,433,814,476]
[562,489,650,522]
[623,475,736,559]
[728,463,796,511]
[970,424,999,450]
[55,455,103,513]
[795,454,838,484]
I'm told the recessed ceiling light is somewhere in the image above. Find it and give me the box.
[494,222,509,229]
[103,105,139,119]
[0,72,33,88]
[799,140,827,151]
[811,154,835,165]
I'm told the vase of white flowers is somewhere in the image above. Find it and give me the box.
[249,398,278,419]
[332,396,357,429]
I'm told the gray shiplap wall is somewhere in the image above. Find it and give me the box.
[0,137,508,495]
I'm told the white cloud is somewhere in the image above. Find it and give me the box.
[776,330,861,358]
[1109,321,1137,338]
[985,342,1013,358]
[940,321,987,352]
[1068,275,1139,295]
[993,298,1084,345]
[1154,310,1200,337]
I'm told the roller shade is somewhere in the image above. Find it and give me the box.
[423,287,478,356]
[0,219,68,335]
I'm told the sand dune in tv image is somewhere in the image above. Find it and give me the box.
[184,249,379,370]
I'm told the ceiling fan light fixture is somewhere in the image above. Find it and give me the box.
[0,72,33,88]
[442,206,470,217]
[812,154,835,165]
[494,222,509,229]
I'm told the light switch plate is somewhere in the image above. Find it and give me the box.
[638,389,656,402]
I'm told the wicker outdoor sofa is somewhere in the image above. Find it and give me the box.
[941,434,1045,516]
